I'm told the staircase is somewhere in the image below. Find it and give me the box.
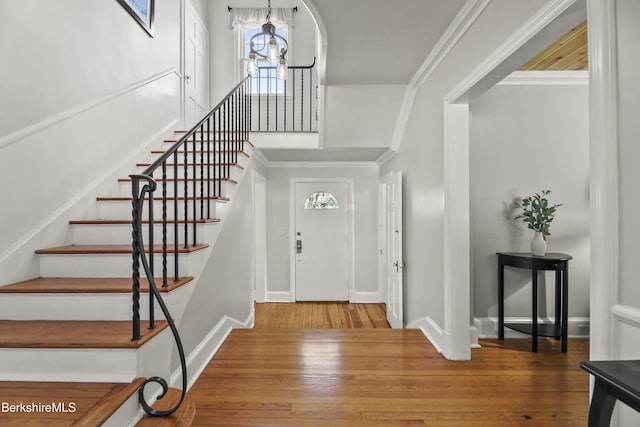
[0,79,253,426]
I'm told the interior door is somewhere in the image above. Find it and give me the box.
[295,182,350,301]
[383,171,403,328]
[184,2,209,127]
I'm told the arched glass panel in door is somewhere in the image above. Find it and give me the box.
[304,192,339,209]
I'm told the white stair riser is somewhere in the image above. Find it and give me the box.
[71,223,210,245]
[96,199,225,220]
[117,181,232,198]
[39,249,209,278]
[0,283,191,321]
[132,164,244,182]
[0,328,173,383]
[149,153,250,169]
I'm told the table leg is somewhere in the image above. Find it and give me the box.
[562,266,569,352]
[532,268,538,352]
[498,257,504,340]
[588,380,617,427]
[555,269,562,339]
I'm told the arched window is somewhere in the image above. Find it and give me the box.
[304,192,339,209]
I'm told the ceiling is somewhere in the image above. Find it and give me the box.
[313,0,468,85]
[259,147,390,163]
[519,20,588,70]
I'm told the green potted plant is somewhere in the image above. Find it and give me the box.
[514,190,562,256]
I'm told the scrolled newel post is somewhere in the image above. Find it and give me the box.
[130,174,187,417]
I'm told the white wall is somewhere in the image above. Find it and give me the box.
[324,85,405,149]
[379,0,553,341]
[209,0,317,104]
[469,81,590,337]
[178,159,265,357]
[266,165,379,301]
[0,0,182,283]
[189,0,210,25]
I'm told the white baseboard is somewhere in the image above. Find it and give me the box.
[349,290,383,303]
[170,312,254,392]
[407,316,445,355]
[474,316,590,339]
[266,291,295,302]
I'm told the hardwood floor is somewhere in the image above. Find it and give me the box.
[254,302,390,329]
[189,303,590,426]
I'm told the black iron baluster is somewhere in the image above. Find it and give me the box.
[147,171,155,329]
[131,177,142,341]
[217,108,222,198]
[309,67,312,132]
[292,70,296,132]
[173,152,178,281]
[200,125,204,221]
[228,98,233,176]
[192,133,197,246]
[183,140,188,249]
[162,161,168,287]
[284,75,288,131]
[206,117,211,218]
[267,67,270,131]
[258,73,261,131]
[301,68,304,132]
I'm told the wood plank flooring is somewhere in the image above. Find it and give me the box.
[254,302,390,329]
[189,303,590,426]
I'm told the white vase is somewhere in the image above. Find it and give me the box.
[531,231,547,256]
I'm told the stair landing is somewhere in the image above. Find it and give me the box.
[0,378,144,426]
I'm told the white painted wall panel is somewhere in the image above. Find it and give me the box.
[0,0,183,283]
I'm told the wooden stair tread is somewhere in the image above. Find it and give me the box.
[35,244,208,255]
[0,379,143,426]
[0,277,194,294]
[136,388,196,427]
[117,177,238,184]
[151,149,250,158]
[136,162,244,170]
[164,138,248,143]
[96,195,230,202]
[69,219,220,225]
[0,320,167,348]
[71,378,145,427]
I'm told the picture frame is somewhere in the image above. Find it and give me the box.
[117,0,154,37]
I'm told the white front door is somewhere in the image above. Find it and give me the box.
[184,1,209,127]
[294,181,350,301]
[382,171,403,328]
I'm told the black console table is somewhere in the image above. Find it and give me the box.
[581,360,640,427]
[497,252,572,352]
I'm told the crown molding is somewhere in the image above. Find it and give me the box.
[391,0,491,151]
[267,161,378,168]
[498,70,588,85]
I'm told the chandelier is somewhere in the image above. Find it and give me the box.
[247,0,288,80]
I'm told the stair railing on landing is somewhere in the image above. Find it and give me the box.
[249,57,317,132]
[130,76,250,416]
